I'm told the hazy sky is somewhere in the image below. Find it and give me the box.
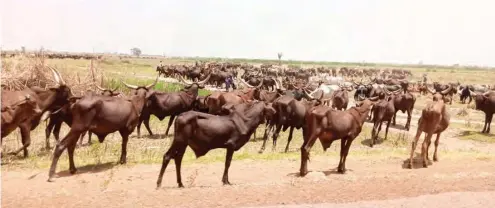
[2,0,495,66]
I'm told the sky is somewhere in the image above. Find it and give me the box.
[2,0,495,66]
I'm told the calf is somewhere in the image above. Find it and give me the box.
[156,101,275,188]
[370,94,394,147]
[407,88,451,169]
[2,95,42,140]
[47,76,159,182]
[300,99,374,176]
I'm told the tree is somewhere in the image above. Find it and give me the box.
[277,52,283,65]
[130,47,142,57]
[21,46,26,54]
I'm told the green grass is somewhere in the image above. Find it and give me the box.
[458,130,495,143]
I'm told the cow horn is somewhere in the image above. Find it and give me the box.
[272,77,280,90]
[121,80,139,89]
[40,111,51,122]
[49,67,62,85]
[440,85,452,95]
[369,96,379,101]
[427,86,436,94]
[304,89,315,100]
[240,79,255,88]
[196,73,211,85]
[482,91,491,97]
[51,67,66,85]
[178,75,194,85]
[95,84,106,91]
[146,74,159,89]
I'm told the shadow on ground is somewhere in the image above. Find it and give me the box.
[402,153,434,169]
[55,162,118,178]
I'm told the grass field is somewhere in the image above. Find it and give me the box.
[1,56,494,172]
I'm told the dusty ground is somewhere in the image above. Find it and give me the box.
[3,155,495,208]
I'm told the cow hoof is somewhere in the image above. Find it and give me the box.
[69,168,77,174]
[222,181,232,186]
[47,177,56,182]
[178,184,184,188]
[119,160,126,164]
[407,163,413,169]
[337,169,346,174]
[433,157,438,162]
[422,163,428,168]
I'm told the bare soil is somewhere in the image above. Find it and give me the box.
[3,153,495,208]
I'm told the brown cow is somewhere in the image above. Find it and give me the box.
[47,75,159,182]
[299,99,374,176]
[1,95,42,140]
[156,101,275,188]
[469,90,495,133]
[136,74,211,138]
[370,93,394,147]
[384,87,416,131]
[331,84,353,111]
[1,68,71,157]
[45,86,121,148]
[407,86,451,169]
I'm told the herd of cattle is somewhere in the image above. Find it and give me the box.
[1,61,494,188]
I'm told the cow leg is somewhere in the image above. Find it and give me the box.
[119,131,130,164]
[405,109,412,131]
[87,131,93,145]
[339,138,355,173]
[143,114,154,137]
[384,120,391,140]
[156,141,184,188]
[433,133,441,162]
[284,126,295,153]
[165,115,176,136]
[259,124,273,153]
[482,113,492,134]
[421,133,433,168]
[337,139,347,173]
[45,119,57,149]
[53,122,62,143]
[174,145,187,188]
[78,131,87,146]
[408,129,423,169]
[371,122,379,147]
[272,124,283,151]
[10,123,32,158]
[222,148,234,185]
[48,130,84,182]
[300,131,319,176]
[67,136,78,174]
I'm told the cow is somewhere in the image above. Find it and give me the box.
[136,74,211,138]
[469,90,495,133]
[299,99,374,176]
[370,93,394,147]
[331,85,353,111]
[407,86,451,169]
[384,87,416,131]
[258,91,323,153]
[44,86,121,149]
[1,95,42,140]
[156,101,276,188]
[47,75,159,182]
[1,68,71,157]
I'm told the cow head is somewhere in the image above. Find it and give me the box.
[122,73,159,100]
[178,73,211,94]
[427,84,452,102]
[469,90,493,111]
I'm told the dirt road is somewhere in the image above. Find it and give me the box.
[3,155,495,208]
